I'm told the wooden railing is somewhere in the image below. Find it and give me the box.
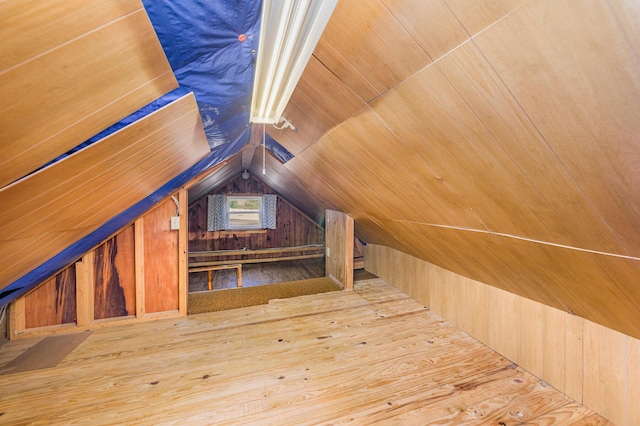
[188,244,325,267]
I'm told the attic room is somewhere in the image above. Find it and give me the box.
[0,0,638,424]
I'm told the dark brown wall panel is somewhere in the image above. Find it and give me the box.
[0,0,178,187]
[94,226,136,320]
[188,173,324,257]
[24,266,76,329]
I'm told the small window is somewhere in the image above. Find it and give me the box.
[226,196,262,230]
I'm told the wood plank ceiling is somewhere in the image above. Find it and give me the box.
[239,0,640,339]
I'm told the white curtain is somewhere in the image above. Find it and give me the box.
[262,194,277,229]
[207,194,226,231]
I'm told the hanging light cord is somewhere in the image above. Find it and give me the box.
[262,123,266,175]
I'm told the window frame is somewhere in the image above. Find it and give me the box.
[225,195,263,230]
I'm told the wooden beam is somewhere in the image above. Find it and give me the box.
[325,209,354,290]
[8,298,25,340]
[241,124,266,169]
[189,244,325,258]
[134,218,145,319]
[75,252,95,327]
[189,253,324,267]
[178,188,188,316]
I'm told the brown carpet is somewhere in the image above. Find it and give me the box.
[188,277,341,314]
[0,331,92,376]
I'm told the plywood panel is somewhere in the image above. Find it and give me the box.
[93,226,136,320]
[435,41,626,256]
[380,0,468,60]
[392,250,429,307]
[583,321,627,425]
[0,0,178,187]
[0,93,210,292]
[380,65,575,245]
[444,0,528,36]
[474,0,640,256]
[369,97,489,231]
[143,197,180,313]
[325,209,354,290]
[321,113,448,225]
[269,56,367,155]
[312,40,379,103]
[628,336,640,425]
[283,146,387,222]
[316,0,430,101]
[564,314,584,404]
[368,215,640,340]
[24,266,76,329]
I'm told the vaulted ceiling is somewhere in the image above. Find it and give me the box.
[233,0,640,338]
[2,0,640,339]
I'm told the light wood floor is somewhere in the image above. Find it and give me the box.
[0,278,610,425]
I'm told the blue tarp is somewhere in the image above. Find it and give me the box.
[1,0,295,306]
[142,0,260,148]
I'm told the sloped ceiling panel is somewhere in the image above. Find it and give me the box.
[0,0,178,188]
[0,93,210,292]
[255,0,640,338]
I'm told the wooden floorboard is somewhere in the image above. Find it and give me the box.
[0,279,609,425]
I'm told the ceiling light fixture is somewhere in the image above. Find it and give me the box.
[250,0,338,125]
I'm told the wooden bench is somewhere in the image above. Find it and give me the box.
[189,264,242,291]
[187,245,325,290]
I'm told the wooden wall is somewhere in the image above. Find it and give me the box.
[0,93,210,295]
[365,244,639,426]
[10,194,185,338]
[93,226,136,320]
[325,210,354,290]
[0,0,211,297]
[188,173,324,256]
[24,267,77,329]
[142,199,179,313]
